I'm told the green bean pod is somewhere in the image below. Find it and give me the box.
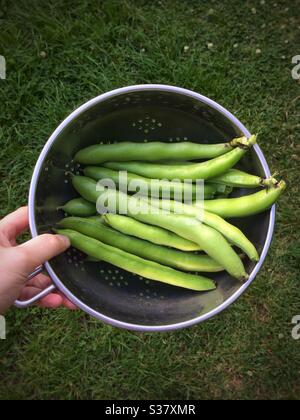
[84,166,216,199]
[202,212,259,261]
[130,213,247,280]
[146,198,259,261]
[74,140,237,165]
[198,180,286,218]
[72,175,103,203]
[101,190,248,281]
[103,135,257,181]
[58,198,96,217]
[71,175,202,251]
[208,169,278,188]
[101,213,201,251]
[57,217,223,272]
[55,229,216,291]
[86,215,104,223]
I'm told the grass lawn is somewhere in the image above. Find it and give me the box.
[0,0,299,400]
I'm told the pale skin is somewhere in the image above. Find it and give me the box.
[0,207,76,314]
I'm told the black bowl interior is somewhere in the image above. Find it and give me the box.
[33,89,270,327]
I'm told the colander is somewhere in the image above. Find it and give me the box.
[16,85,275,331]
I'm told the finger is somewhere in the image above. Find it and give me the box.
[16,234,71,275]
[18,286,61,304]
[26,274,52,289]
[18,286,42,301]
[25,275,77,309]
[0,207,29,243]
[37,293,64,308]
[63,299,77,310]
[56,292,77,310]
[17,275,52,301]
[19,286,75,310]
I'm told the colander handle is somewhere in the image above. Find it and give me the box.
[15,266,57,309]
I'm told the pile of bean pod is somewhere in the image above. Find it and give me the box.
[55,136,286,292]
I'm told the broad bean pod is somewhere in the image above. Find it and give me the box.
[103,135,257,181]
[101,189,248,281]
[198,181,286,218]
[58,198,96,217]
[55,229,216,291]
[71,175,202,251]
[74,140,237,165]
[84,166,216,199]
[58,217,223,272]
[145,197,259,261]
[101,212,201,251]
[209,169,278,188]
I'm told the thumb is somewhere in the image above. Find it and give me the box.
[16,234,71,275]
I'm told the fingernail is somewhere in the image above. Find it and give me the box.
[57,234,71,248]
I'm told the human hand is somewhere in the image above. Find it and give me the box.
[0,207,76,314]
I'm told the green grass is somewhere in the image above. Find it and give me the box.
[0,0,299,400]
